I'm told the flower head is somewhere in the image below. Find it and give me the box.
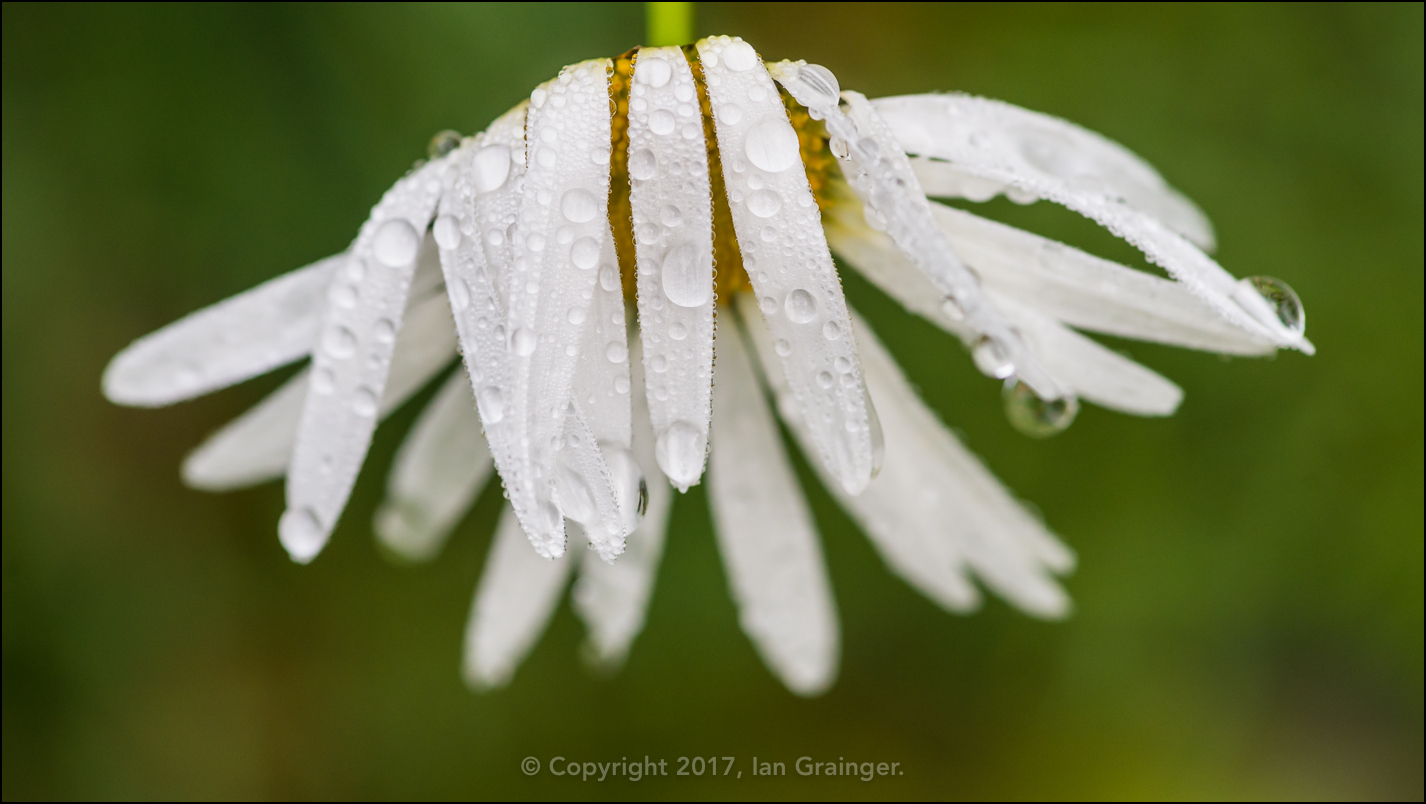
[102,36,1310,695]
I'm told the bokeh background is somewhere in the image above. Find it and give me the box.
[3,3,1421,799]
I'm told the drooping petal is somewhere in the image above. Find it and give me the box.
[708,311,839,695]
[461,506,573,690]
[103,254,343,407]
[181,279,457,491]
[572,334,673,667]
[698,37,877,495]
[373,369,493,562]
[737,293,1072,618]
[873,92,1217,251]
[627,45,716,491]
[279,157,447,563]
[871,93,1312,353]
[553,402,627,560]
[504,60,616,556]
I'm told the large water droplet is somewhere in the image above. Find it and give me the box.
[567,306,587,325]
[561,189,598,223]
[816,371,834,389]
[718,103,743,125]
[655,420,705,490]
[511,327,537,356]
[599,266,619,292]
[747,189,781,218]
[470,144,511,193]
[603,445,647,532]
[637,56,672,88]
[352,387,378,417]
[722,39,758,71]
[476,386,504,423]
[661,244,712,308]
[279,507,325,563]
[606,341,628,363]
[822,321,842,340]
[797,63,841,109]
[571,237,600,269]
[661,205,683,227]
[427,130,462,159]
[373,219,419,267]
[1004,380,1078,437]
[433,215,462,250]
[628,149,657,181]
[651,109,676,136]
[323,326,357,359]
[1238,275,1305,336]
[972,336,1015,379]
[744,118,801,173]
[669,322,687,340]
[784,288,818,323]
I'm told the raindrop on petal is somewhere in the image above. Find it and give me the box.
[373,219,419,267]
[278,507,324,563]
[972,336,1015,379]
[661,244,712,308]
[433,215,461,250]
[1004,380,1079,437]
[744,118,801,173]
[655,420,705,489]
[471,144,512,193]
[784,288,818,323]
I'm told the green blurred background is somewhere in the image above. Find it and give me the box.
[3,3,1421,799]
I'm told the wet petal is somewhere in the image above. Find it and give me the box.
[700,38,877,495]
[461,506,573,690]
[708,312,839,695]
[373,369,494,562]
[572,336,673,666]
[627,45,716,491]
[103,254,343,407]
[554,402,627,560]
[874,93,1217,251]
[181,283,457,491]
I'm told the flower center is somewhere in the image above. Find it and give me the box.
[605,46,838,305]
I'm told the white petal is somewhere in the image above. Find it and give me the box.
[628,46,716,491]
[699,37,877,495]
[708,311,839,696]
[871,93,1312,352]
[504,60,615,556]
[103,254,343,407]
[181,282,457,490]
[461,506,573,690]
[991,292,1182,416]
[373,369,494,562]
[280,157,446,563]
[873,93,1217,251]
[572,335,673,666]
[738,293,1072,617]
[553,402,627,560]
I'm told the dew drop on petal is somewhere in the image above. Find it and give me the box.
[744,118,801,173]
[759,295,778,315]
[476,386,504,423]
[352,387,379,417]
[655,420,705,489]
[606,341,628,363]
[652,355,668,373]
[571,237,600,269]
[816,371,834,389]
[1004,379,1078,437]
[972,336,1015,379]
[561,189,598,223]
[599,266,619,292]
[433,215,462,250]
[567,306,587,325]
[747,189,781,218]
[324,326,357,359]
[722,40,758,71]
[1240,275,1306,335]
[312,368,335,394]
[774,338,792,357]
[797,64,841,108]
[718,103,743,125]
[470,144,511,193]
[651,109,676,136]
[279,508,324,563]
[628,148,657,181]
[330,283,358,309]
[637,56,672,88]
[373,319,396,343]
[373,219,419,267]
[511,327,537,356]
[613,375,630,394]
[661,244,711,308]
[822,320,841,340]
[661,205,683,227]
[784,289,818,323]
[669,322,687,340]
[427,130,462,159]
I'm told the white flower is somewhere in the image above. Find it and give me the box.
[101,37,1311,696]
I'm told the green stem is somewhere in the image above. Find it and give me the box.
[646,2,694,46]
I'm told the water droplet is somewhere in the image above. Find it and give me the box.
[346,386,376,417]
[744,118,801,173]
[722,40,758,71]
[829,137,850,159]
[471,144,511,193]
[637,56,672,88]
[613,376,630,394]
[373,319,396,343]
[941,296,966,322]
[661,244,711,308]
[816,371,834,389]
[555,463,596,525]
[628,149,657,181]
[971,336,1015,379]
[862,205,887,231]
[652,355,668,373]
[536,147,557,168]
[651,109,676,136]
[760,226,777,242]
[1004,379,1078,437]
[279,507,325,563]
[661,205,683,227]
[561,189,598,223]
[566,306,587,325]
[323,326,357,359]
[603,446,647,532]
[796,63,841,108]
[669,322,687,340]
[373,219,419,268]
[1239,276,1305,335]
[432,215,461,250]
[511,327,537,356]
[486,228,504,246]
[345,257,366,283]
[655,420,705,489]
[427,129,462,159]
[312,368,335,394]
[748,84,766,102]
[330,283,358,309]
[556,226,573,244]
[747,189,782,218]
[606,341,628,363]
[718,103,743,125]
[571,237,600,269]
[774,338,792,357]
[822,320,841,340]
[599,266,619,292]
[865,390,884,478]
[784,289,818,323]
[834,356,852,373]
[531,87,548,107]
[476,386,504,423]
[759,295,777,315]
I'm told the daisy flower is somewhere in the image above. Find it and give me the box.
[101,35,1311,696]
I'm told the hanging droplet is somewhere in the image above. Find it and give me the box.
[470,144,511,193]
[971,336,1015,379]
[784,288,818,323]
[1003,379,1078,438]
[427,130,462,159]
[373,219,419,268]
[278,507,325,563]
[602,445,648,533]
[661,244,712,308]
[655,420,705,490]
[1238,276,1305,336]
[864,388,885,478]
[796,63,841,109]
[744,118,801,173]
[941,296,967,322]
